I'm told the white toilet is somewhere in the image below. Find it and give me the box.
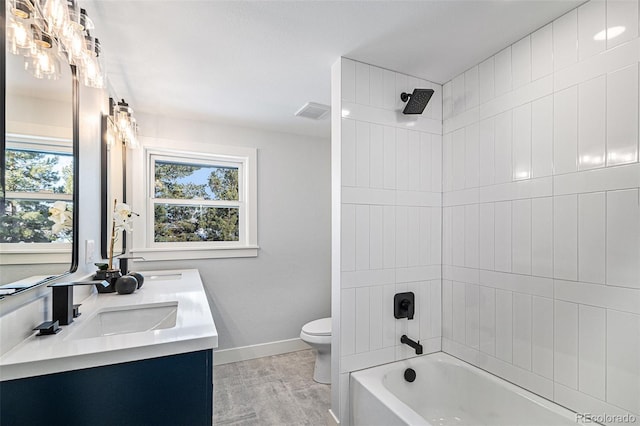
[300,317,331,384]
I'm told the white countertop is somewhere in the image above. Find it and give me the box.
[0,269,217,381]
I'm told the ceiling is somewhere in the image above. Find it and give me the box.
[85,0,584,139]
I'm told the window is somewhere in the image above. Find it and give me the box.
[132,146,257,260]
[0,135,74,264]
[152,157,241,243]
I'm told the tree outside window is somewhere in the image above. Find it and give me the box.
[1,149,73,243]
[152,159,241,243]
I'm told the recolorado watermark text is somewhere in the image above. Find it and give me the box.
[576,413,637,424]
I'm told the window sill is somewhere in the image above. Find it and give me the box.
[129,245,259,261]
[0,247,72,265]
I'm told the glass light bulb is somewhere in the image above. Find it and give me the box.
[25,44,61,80]
[14,22,28,46]
[81,56,105,88]
[7,14,34,55]
[47,0,69,32]
[85,57,96,78]
[118,114,129,131]
[65,31,84,64]
[127,122,140,149]
[38,51,51,70]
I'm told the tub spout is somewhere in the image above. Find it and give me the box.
[400,335,423,355]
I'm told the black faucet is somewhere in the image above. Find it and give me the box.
[400,335,423,355]
[117,256,144,275]
[48,281,109,326]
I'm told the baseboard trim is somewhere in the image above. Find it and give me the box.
[213,338,311,365]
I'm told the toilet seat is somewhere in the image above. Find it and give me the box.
[302,318,331,336]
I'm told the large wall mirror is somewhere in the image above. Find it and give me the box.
[1,5,79,295]
[101,110,126,260]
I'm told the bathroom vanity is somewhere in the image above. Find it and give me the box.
[0,269,217,426]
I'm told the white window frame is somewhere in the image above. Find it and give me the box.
[130,145,258,261]
[0,134,74,265]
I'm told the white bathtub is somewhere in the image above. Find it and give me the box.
[351,352,589,426]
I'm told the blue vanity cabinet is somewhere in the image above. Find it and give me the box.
[0,349,213,426]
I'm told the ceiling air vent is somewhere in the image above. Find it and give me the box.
[294,102,330,120]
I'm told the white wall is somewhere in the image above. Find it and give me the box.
[127,113,331,351]
[442,0,640,421]
[331,58,443,423]
[6,93,72,138]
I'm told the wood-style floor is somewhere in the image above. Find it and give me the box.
[214,349,330,425]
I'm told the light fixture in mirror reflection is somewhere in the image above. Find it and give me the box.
[6,0,105,88]
[109,98,139,149]
[100,98,139,261]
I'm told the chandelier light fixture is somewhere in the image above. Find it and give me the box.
[6,0,105,88]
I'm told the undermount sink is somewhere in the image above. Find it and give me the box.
[66,302,178,340]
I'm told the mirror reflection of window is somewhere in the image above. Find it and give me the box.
[2,137,74,244]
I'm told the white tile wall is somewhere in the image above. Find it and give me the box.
[479,285,496,356]
[452,73,466,116]
[494,111,513,184]
[338,1,640,422]
[606,189,640,289]
[465,283,480,349]
[553,9,578,71]
[465,67,480,110]
[512,199,532,275]
[555,300,579,389]
[465,124,479,188]
[513,103,532,180]
[465,204,479,269]
[531,197,553,277]
[513,292,532,370]
[554,194,578,281]
[495,289,513,362]
[578,192,606,284]
[531,24,553,80]
[494,47,513,96]
[453,129,466,191]
[453,281,466,344]
[606,0,639,49]
[512,37,532,89]
[478,57,495,104]
[607,309,640,414]
[479,203,495,270]
[441,0,640,420]
[452,205,465,267]
[338,59,443,382]
[479,117,495,186]
[578,0,606,60]
[531,95,553,178]
[578,304,606,400]
[532,296,554,379]
[607,64,639,166]
[494,201,512,272]
[578,75,606,171]
[554,86,578,174]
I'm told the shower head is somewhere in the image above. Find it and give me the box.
[400,88,434,114]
